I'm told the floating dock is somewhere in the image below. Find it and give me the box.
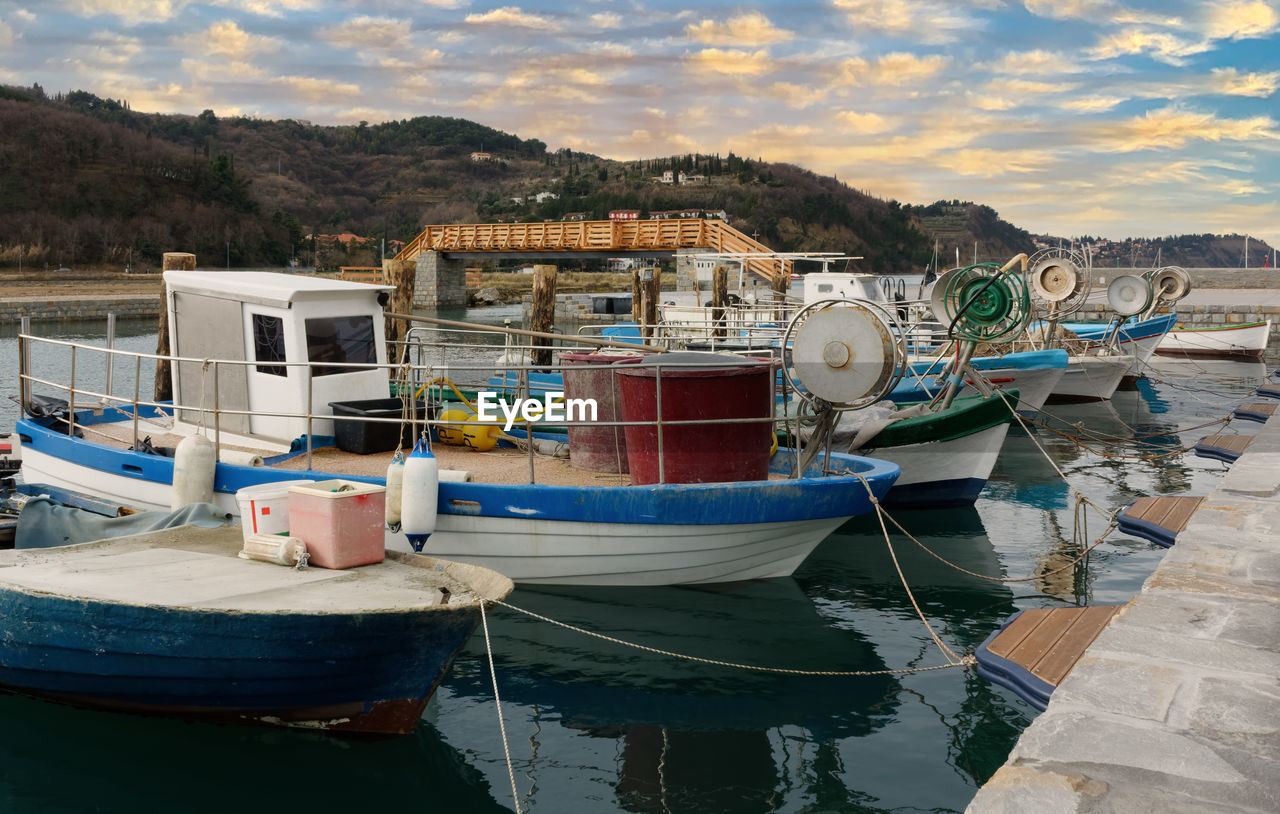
[975,606,1124,710]
[968,405,1280,812]
[1233,402,1277,423]
[1116,495,1206,547]
[1193,433,1253,464]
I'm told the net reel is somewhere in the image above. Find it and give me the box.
[929,263,1032,345]
[1027,248,1091,316]
[926,260,1033,410]
[1145,266,1192,309]
[781,299,907,412]
[1106,274,1154,317]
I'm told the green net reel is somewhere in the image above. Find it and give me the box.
[929,263,1031,344]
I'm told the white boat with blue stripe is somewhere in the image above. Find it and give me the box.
[15,270,899,586]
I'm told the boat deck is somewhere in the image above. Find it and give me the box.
[86,418,636,487]
[0,525,509,612]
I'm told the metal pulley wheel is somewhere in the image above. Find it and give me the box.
[782,299,905,410]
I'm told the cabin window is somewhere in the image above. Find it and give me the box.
[305,316,377,377]
[817,283,834,293]
[252,314,287,376]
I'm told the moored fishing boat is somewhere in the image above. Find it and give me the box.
[1057,312,1177,382]
[1155,320,1271,359]
[896,348,1067,416]
[0,522,511,734]
[14,270,899,586]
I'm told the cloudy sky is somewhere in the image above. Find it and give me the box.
[2,0,1277,244]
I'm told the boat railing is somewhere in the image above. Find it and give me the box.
[18,330,799,485]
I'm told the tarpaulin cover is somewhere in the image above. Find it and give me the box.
[15,499,233,550]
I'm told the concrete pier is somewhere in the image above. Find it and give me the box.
[968,413,1280,812]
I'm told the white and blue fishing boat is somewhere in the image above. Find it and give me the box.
[893,348,1068,416]
[1055,312,1177,382]
[0,520,512,735]
[15,270,899,586]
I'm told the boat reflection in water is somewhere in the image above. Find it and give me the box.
[0,692,507,813]
[434,506,1045,812]
[799,507,1034,799]
[444,577,902,812]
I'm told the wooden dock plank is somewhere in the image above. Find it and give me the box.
[1160,496,1206,533]
[1002,607,1089,669]
[1031,605,1123,686]
[985,607,1056,659]
[1126,496,1206,535]
[1239,403,1277,417]
[1198,434,1254,454]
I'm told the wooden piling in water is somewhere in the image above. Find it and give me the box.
[712,265,728,338]
[530,264,557,366]
[382,258,415,358]
[155,252,195,402]
[643,267,661,339]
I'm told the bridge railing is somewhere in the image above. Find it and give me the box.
[395,218,787,282]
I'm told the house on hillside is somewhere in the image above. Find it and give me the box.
[609,210,640,221]
[470,151,494,162]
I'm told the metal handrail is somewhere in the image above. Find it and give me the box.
[18,333,786,485]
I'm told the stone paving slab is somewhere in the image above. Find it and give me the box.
[968,407,1280,813]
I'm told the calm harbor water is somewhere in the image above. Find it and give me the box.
[1,315,1275,813]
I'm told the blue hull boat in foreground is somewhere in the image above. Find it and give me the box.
[0,523,512,735]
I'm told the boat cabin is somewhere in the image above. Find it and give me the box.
[163,270,394,446]
[802,272,892,306]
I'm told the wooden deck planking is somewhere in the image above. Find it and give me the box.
[1125,496,1206,535]
[985,605,1124,689]
[1031,605,1124,685]
[985,607,1053,659]
[1198,434,1255,454]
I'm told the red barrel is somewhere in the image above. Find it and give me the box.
[614,352,777,484]
[559,351,637,473]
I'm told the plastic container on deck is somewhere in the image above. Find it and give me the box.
[329,398,430,455]
[559,351,638,473]
[235,480,315,542]
[287,479,386,569]
[614,352,777,485]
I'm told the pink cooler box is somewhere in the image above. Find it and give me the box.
[287,480,386,569]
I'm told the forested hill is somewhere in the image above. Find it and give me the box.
[1,84,1266,274]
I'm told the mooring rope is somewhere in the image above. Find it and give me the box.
[480,602,524,814]
[1025,413,1229,461]
[872,503,1119,585]
[486,595,970,675]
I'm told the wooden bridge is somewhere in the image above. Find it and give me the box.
[394,218,785,280]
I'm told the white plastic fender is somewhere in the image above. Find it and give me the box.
[401,437,439,552]
[239,534,308,567]
[385,451,405,531]
[171,434,215,510]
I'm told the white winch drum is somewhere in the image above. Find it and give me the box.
[1106,275,1154,317]
[788,302,897,405]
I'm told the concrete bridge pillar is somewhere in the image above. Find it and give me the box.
[413,251,467,308]
[675,249,702,295]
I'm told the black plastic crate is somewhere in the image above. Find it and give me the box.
[329,398,431,454]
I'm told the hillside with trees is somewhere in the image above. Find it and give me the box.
[0,83,1269,275]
